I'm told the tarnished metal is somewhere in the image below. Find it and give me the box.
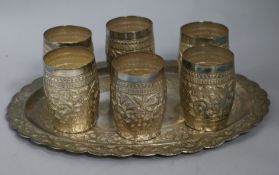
[7,61,269,157]
[106,16,155,71]
[177,21,229,71]
[43,25,93,54]
[111,52,166,141]
[43,47,99,133]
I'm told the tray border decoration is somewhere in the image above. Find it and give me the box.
[6,61,270,157]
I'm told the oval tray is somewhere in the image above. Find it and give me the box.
[7,61,270,157]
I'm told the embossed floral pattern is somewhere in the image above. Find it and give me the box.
[180,67,235,130]
[6,62,269,156]
[111,76,166,140]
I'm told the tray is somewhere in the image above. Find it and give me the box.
[7,61,270,157]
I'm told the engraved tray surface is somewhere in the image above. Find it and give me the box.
[7,61,270,157]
